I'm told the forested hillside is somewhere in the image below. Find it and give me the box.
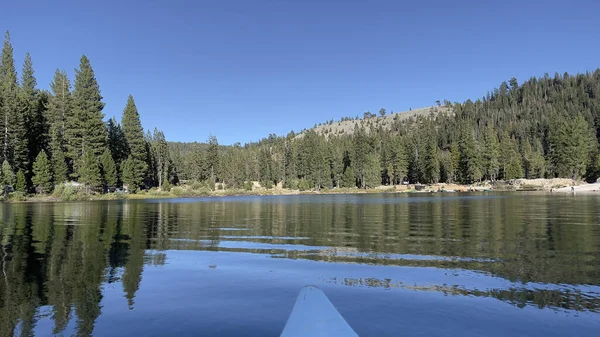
[0,32,173,195]
[2,29,600,197]
[173,71,600,190]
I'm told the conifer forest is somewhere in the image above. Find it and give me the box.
[1,31,600,197]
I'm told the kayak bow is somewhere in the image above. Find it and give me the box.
[280,286,359,337]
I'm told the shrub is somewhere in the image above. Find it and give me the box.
[263,180,273,189]
[217,183,224,190]
[171,186,187,197]
[243,181,253,191]
[163,180,172,192]
[298,179,311,191]
[285,179,299,190]
[53,183,87,201]
[8,191,27,202]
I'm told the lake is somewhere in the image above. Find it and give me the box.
[1,193,599,336]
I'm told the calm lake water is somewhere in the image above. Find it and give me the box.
[1,193,599,336]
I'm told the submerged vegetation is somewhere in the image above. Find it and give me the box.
[1,31,600,201]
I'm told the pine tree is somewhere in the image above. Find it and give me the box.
[107,117,128,164]
[448,141,460,183]
[352,125,369,188]
[121,95,147,190]
[483,124,500,180]
[121,156,141,192]
[100,149,117,189]
[458,124,482,184]
[152,129,170,188]
[21,52,46,174]
[49,129,68,184]
[341,165,356,188]
[423,132,440,183]
[549,114,594,180]
[70,55,106,168]
[206,135,219,183]
[32,150,52,193]
[0,31,19,167]
[15,169,26,193]
[79,150,101,191]
[390,134,408,184]
[47,69,73,173]
[363,152,381,188]
[1,159,15,186]
[501,134,523,180]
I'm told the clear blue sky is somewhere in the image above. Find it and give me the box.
[1,0,599,145]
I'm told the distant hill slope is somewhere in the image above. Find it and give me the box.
[299,106,451,137]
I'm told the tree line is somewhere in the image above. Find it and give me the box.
[3,29,600,195]
[172,71,600,190]
[0,32,173,195]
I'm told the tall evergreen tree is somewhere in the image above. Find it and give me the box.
[352,125,369,188]
[46,69,73,174]
[121,95,147,190]
[0,31,19,167]
[70,55,106,170]
[21,52,47,174]
[15,169,26,193]
[206,135,219,183]
[363,152,381,188]
[423,131,440,183]
[483,124,500,180]
[152,129,170,188]
[107,117,128,164]
[458,125,482,184]
[390,134,408,184]
[50,132,68,185]
[32,150,52,193]
[549,114,594,180]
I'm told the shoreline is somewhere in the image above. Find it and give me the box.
[6,178,599,203]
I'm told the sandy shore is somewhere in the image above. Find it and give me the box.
[552,183,600,194]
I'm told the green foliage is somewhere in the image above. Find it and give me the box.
[499,132,523,180]
[7,191,26,201]
[243,181,253,191]
[121,157,141,193]
[483,125,500,180]
[549,114,594,180]
[79,150,101,190]
[0,32,176,198]
[107,117,128,164]
[206,135,219,182]
[50,136,69,185]
[121,95,148,187]
[32,150,52,193]
[298,179,311,191]
[458,125,482,184]
[262,179,273,189]
[100,149,118,188]
[363,152,381,188]
[423,132,440,183]
[341,166,356,188]
[162,179,172,192]
[15,169,26,193]
[0,32,20,169]
[1,160,15,186]
[52,183,87,201]
[71,55,106,161]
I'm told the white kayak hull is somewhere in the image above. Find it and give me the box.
[280,286,359,337]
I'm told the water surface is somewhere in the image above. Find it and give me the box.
[1,193,599,336]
